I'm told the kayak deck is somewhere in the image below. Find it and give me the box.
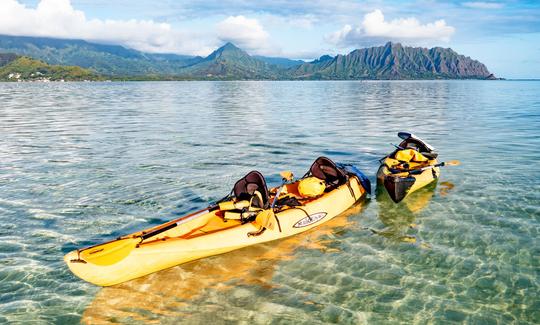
[65,176,367,286]
[377,161,440,202]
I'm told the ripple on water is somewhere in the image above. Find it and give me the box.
[0,81,539,323]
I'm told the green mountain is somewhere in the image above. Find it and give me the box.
[0,53,100,81]
[178,42,284,79]
[0,34,201,76]
[0,35,495,80]
[290,42,492,80]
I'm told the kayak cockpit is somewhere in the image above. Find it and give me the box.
[140,157,366,241]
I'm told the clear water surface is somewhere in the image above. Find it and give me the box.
[0,81,538,324]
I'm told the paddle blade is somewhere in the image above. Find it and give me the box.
[398,131,412,140]
[79,237,139,266]
[280,171,294,181]
[444,160,460,166]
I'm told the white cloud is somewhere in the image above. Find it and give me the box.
[0,1,288,57]
[0,0,214,55]
[216,15,273,55]
[463,2,504,9]
[326,9,455,48]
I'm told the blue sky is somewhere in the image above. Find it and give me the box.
[3,0,540,78]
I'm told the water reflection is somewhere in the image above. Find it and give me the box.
[372,181,454,247]
[81,203,366,324]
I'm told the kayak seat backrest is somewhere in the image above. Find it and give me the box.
[233,171,269,209]
[308,156,348,187]
[398,139,438,158]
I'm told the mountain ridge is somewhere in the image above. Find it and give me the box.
[0,35,496,80]
[178,42,285,79]
[291,42,492,79]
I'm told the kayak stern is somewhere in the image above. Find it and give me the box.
[384,175,416,203]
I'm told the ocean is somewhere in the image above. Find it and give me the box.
[0,80,538,324]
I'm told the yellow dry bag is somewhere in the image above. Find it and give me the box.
[395,149,428,162]
[298,177,325,198]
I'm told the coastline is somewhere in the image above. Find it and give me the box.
[0,76,505,82]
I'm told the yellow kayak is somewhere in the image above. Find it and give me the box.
[377,132,440,203]
[64,157,369,286]
[81,203,367,323]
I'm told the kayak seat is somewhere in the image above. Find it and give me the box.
[306,156,348,189]
[233,171,270,209]
[217,171,270,223]
[397,137,438,159]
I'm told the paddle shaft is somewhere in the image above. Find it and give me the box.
[407,161,458,174]
[270,185,284,209]
[78,174,292,256]
[140,205,217,240]
[78,205,215,254]
[266,178,290,233]
[270,175,293,209]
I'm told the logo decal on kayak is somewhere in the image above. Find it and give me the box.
[293,212,327,228]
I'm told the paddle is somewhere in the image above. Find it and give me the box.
[408,160,460,175]
[391,143,405,150]
[78,237,140,266]
[73,205,217,266]
[250,171,294,236]
[76,172,297,264]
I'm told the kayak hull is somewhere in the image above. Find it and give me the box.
[377,163,439,203]
[65,177,366,286]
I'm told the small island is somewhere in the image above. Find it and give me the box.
[0,53,102,82]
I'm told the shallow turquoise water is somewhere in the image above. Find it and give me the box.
[0,81,538,324]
